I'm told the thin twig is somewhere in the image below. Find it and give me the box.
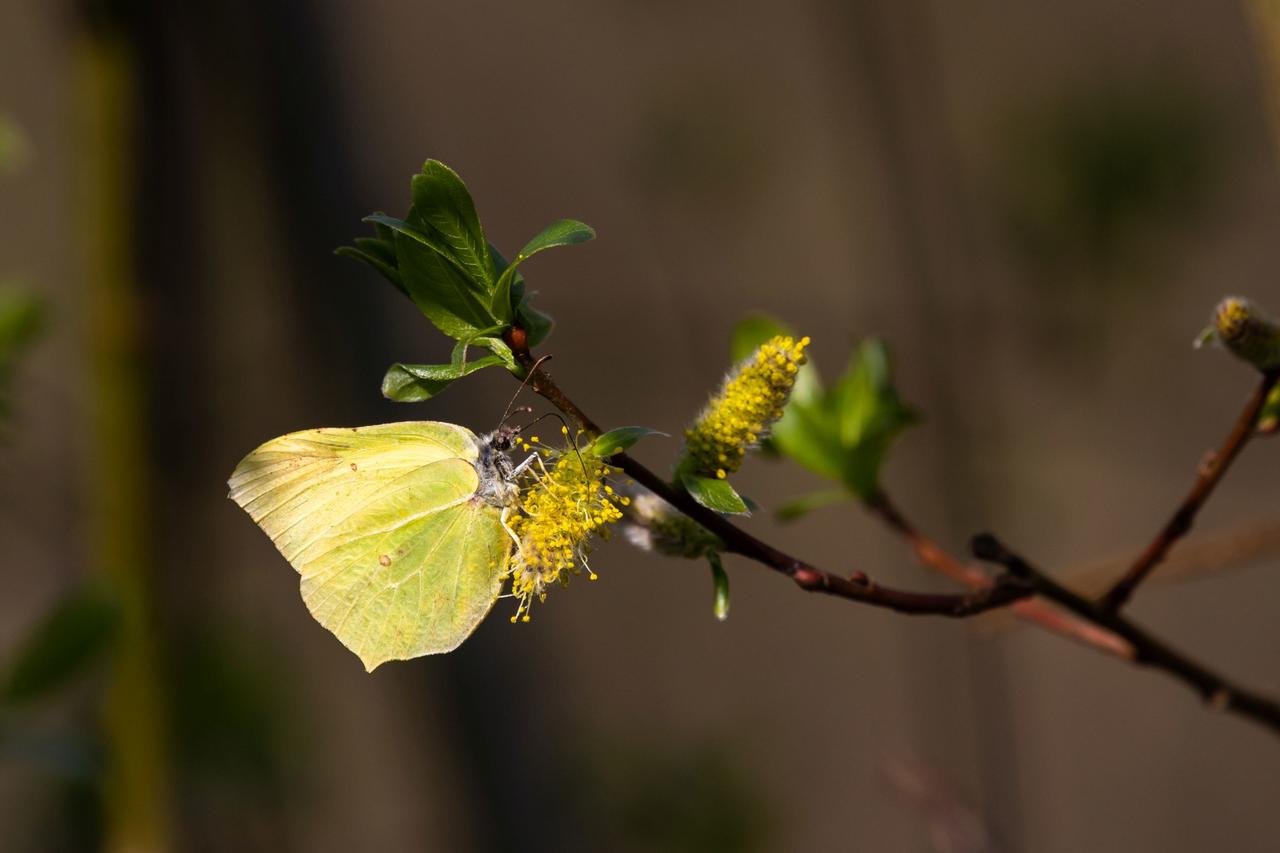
[508,346,1033,618]
[1065,515,1280,596]
[1100,372,1279,612]
[866,492,1134,659]
[973,533,1280,736]
[509,334,1280,737]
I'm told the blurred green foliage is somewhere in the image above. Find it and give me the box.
[0,285,44,420]
[580,736,775,853]
[732,315,918,516]
[0,584,119,708]
[1003,78,1216,277]
[0,115,29,175]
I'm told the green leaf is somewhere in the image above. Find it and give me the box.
[590,426,666,458]
[769,399,843,481]
[517,218,596,259]
[382,356,507,402]
[829,340,918,499]
[1,584,119,706]
[352,235,396,267]
[515,298,555,348]
[681,473,750,515]
[776,488,849,522]
[491,219,595,323]
[410,160,497,289]
[1259,385,1280,434]
[335,245,405,296]
[366,214,473,280]
[449,325,508,371]
[708,553,730,622]
[391,226,498,339]
[760,336,918,503]
[0,286,44,367]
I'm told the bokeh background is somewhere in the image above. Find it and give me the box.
[3,1,1280,851]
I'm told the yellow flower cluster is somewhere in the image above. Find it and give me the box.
[506,431,626,622]
[681,335,810,479]
[1215,296,1252,343]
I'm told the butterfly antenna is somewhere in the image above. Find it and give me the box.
[518,411,590,478]
[500,354,554,426]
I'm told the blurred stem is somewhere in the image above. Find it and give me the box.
[79,26,171,853]
[973,535,1280,735]
[865,492,1134,659]
[1099,372,1278,611]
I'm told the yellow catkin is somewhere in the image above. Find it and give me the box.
[506,446,623,622]
[681,335,809,478]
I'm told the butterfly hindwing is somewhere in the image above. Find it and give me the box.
[228,422,512,670]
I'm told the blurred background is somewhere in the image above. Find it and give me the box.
[3,1,1280,851]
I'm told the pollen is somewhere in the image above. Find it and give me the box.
[505,444,624,622]
[679,334,809,480]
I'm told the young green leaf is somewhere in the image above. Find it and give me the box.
[335,243,405,295]
[449,325,510,371]
[776,488,849,522]
[745,329,919,503]
[411,160,497,289]
[708,553,730,621]
[382,356,507,402]
[768,397,844,481]
[829,340,918,499]
[366,214,473,280]
[590,426,666,458]
[680,473,750,515]
[517,219,596,259]
[515,295,555,348]
[392,228,499,339]
[1259,384,1280,434]
[491,219,595,322]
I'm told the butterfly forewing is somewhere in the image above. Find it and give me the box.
[228,422,512,670]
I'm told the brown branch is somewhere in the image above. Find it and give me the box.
[867,492,1135,659]
[1100,371,1279,612]
[508,345,1032,618]
[973,533,1280,736]
[509,332,1280,738]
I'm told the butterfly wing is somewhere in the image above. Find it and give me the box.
[228,422,511,670]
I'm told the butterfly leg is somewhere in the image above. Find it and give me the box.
[510,451,542,479]
[500,504,524,553]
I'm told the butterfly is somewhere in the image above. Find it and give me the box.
[228,421,530,671]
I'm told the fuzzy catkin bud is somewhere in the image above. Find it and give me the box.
[1208,297,1280,370]
[679,335,810,480]
[622,489,724,559]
